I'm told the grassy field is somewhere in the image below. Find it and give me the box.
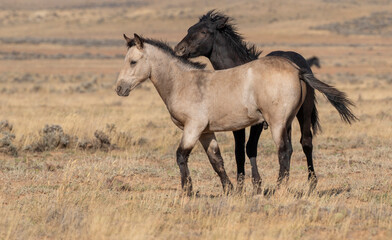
[1,0,392,239]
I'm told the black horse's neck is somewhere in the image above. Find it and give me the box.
[209,32,258,70]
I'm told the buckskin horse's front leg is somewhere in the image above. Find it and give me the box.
[199,133,233,194]
[176,123,205,196]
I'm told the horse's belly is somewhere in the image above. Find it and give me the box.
[207,113,264,132]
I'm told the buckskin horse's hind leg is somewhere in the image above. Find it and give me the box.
[246,123,264,194]
[200,133,233,194]
[271,124,293,187]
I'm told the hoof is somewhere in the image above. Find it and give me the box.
[252,178,262,195]
[236,174,245,193]
[181,182,193,197]
[307,176,318,195]
[223,182,234,195]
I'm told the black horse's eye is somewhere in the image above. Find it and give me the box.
[130,60,137,65]
[201,31,207,34]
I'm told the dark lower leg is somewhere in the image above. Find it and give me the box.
[277,132,293,186]
[246,124,263,192]
[207,152,233,194]
[176,147,193,195]
[299,120,318,190]
[301,136,317,192]
[303,144,315,179]
[303,145,317,193]
[233,129,246,189]
[277,148,292,185]
[297,89,318,191]
[200,133,233,194]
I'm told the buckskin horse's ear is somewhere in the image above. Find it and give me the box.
[215,17,228,29]
[134,33,144,50]
[123,34,132,45]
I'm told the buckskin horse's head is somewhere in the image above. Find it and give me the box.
[115,34,151,97]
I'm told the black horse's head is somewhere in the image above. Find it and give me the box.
[174,10,228,58]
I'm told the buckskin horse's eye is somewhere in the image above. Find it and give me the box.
[130,60,137,66]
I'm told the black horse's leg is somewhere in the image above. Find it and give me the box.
[200,133,233,194]
[296,89,318,192]
[233,129,246,191]
[246,123,264,194]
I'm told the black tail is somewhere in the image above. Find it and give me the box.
[311,96,321,135]
[300,71,358,124]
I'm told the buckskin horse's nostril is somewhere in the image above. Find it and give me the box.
[116,86,122,93]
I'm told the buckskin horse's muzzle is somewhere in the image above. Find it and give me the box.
[115,81,131,97]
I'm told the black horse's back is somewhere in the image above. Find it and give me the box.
[267,51,313,74]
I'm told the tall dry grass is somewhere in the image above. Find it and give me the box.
[1,141,392,239]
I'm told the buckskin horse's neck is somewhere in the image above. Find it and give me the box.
[209,33,250,70]
[147,47,188,106]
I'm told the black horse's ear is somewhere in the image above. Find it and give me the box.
[215,17,228,29]
[134,33,144,49]
[123,34,132,45]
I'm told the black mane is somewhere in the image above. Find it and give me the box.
[127,37,206,69]
[200,10,262,61]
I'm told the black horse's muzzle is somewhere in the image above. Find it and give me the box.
[174,43,188,57]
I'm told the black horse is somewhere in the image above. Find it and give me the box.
[175,10,355,193]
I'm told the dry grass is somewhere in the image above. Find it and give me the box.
[1,0,392,239]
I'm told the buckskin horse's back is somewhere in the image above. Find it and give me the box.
[203,56,306,131]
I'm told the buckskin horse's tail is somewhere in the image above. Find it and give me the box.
[299,70,358,124]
